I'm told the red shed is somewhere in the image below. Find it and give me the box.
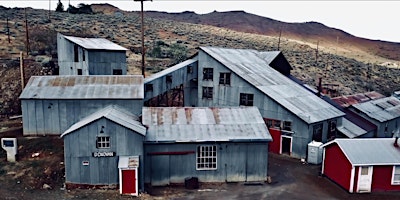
[322,138,400,193]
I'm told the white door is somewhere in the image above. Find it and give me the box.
[357,166,373,193]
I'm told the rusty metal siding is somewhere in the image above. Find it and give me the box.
[63,118,145,186]
[144,142,269,186]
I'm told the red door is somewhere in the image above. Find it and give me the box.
[122,169,136,195]
[268,128,282,154]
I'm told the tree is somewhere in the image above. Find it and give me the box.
[168,43,188,64]
[55,0,64,12]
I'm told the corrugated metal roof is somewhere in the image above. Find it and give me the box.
[200,47,344,124]
[144,58,197,83]
[19,75,144,100]
[322,138,400,165]
[61,105,146,137]
[332,91,385,108]
[142,107,272,143]
[337,118,368,138]
[63,35,128,51]
[352,96,400,122]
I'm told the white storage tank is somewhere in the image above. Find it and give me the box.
[307,141,323,164]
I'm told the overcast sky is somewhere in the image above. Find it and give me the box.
[1,1,399,43]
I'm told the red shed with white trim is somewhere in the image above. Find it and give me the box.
[322,138,400,193]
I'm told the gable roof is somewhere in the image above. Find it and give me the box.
[19,75,144,100]
[322,138,400,166]
[352,96,400,122]
[63,35,128,51]
[61,105,146,137]
[200,46,344,124]
[142,107,272,143]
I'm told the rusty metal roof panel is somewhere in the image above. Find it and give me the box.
[142,107,272,143]
[322,138,400,165]
[20,75,144,100]
[200,47,344,124]
[352,96,400,122]
[63,35,128,51]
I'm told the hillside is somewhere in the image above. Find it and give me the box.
[0,4,400,117]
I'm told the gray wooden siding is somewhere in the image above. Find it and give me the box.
[64,118,145,186]
[197,51,341,159]
[144,143,268,186]
[57,33,126,75]
[22,99,143,136]
[87,51,127,75]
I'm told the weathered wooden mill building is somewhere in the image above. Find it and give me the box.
[19,75,144,136]
[142,106,272,186]
[57,33,128,75]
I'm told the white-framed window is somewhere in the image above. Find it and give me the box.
[96,136,110,148]
[196,145,217,170]
[392,165,400,185]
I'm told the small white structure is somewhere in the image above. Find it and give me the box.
[118,156,139,196]
[1,138,17,162]
[307,141,323,164]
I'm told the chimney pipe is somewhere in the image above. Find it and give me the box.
[318,77,322,97]
[394,137,399,147]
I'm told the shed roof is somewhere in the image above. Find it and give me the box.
[142,107,272,143]
[61,105,146,137]
[19,75,144,100]
[63,35,128,51]
[322,138,400,165]
[200,47,344,124]
[352,96,400,122]
[332,91,385,108]
[337,118,368,138]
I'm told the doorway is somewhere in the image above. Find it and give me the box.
[281,136,292,155]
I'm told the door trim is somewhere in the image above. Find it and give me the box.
[280,135,292,155]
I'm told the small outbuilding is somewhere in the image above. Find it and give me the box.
[142,106,272,186]
[57,33,128,75]
[322,138,400,193]
[61,105,146,195]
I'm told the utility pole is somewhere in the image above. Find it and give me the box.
[134,0,152,78]
[6,17,10,43]
[24,8,30,55]
[277,27,282,51]
[316,41,319,67]
[20,52,25,89]
[48,0,51,20]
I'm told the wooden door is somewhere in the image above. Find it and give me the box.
[121,169,137,195]
[357,166,373,193]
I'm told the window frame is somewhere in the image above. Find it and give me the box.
[392,165,400,185]
[96,136,110,149]
[219,72,231,85]
[74,44,79,62]
[312,123,323,142]
[196,145,217,170]
[202,87,213,99]
[283,121,292,131]
[113,69,123,75]
[77,69,82,75]
[239,93,254,106]
[203,68,213,81]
